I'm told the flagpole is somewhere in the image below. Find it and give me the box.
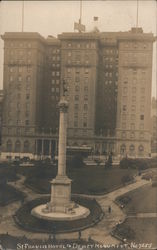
[79,0,82,24]
[22,0,24,32]
[136,0,139,29]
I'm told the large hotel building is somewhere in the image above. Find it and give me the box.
[0,27,155,159]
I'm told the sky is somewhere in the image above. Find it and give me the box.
[0,0,156,97]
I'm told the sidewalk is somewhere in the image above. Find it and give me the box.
[0,174,150,243]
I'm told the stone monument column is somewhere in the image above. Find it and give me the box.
[57,97,68,176]
[49,96,73,213]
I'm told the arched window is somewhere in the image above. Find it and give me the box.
[138,145,144,155]
[120,144,126,154]
[24,140,30,153]
[15,140,21,153]
[129,144,135,151]
[6,140,12,152]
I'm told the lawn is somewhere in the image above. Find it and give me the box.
[114,218,157,247]
[114,184,157,246]
[0,184,25,206]
[24,166,136,195]
[116,184,157,214]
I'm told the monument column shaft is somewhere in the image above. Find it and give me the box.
[58,108,67,176]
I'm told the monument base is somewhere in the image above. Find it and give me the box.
[48,175,73,213]
[31,203,90,221]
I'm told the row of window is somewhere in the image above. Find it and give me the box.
[120,144,144,154]
[48,48,60,54]
[6,140,30,153]
[122,114,144,120]
[121,131,144,139]
[124,42,148,49]
[66,42,96,49]
[9,50,32,56]
[9,66,31,73]
[9,42,32,48]
[9,75,31,82]
[8,119,30,126]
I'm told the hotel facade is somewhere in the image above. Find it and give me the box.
[0,28,155,159]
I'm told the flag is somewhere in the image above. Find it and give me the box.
[74,22,85,32]
[93,16,98,21]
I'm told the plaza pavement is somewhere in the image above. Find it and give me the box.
[0,174,150,244]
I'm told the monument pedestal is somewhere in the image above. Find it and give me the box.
[50,175,74,213]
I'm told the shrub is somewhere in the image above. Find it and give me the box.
[114,224,135,240]
[121,175,134,185]
[68,154,85,168]
[120,158,148,170]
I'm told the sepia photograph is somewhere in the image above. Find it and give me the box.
[0,0,157,249]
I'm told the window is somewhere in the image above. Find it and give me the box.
[132,96,136,102]
[68,43,72,47]
[18,67,22,73]
[83,122,87,127]
[123,105,127,111]
[85,69,89,74]
[122,123,126,129]
[24,141,30,153]
[131,114,135,120]
[132,87,136,93]
[10,76,13,82]
[130,132,135,139]
[75,76,80,82]
[18,75,22,81]
[131,105,136,112]
[27,66,31,73]
[75,86,79,91]
[74,121,78,127]
[15,140,21,153]
[84,86,88,91]
[130,123,135,130]
[139,123,144,129]
[122,132,126,139]
[10,68,14,73]
[140,114,144,120]
[67,68,71,73]
[28,43,31,48]
[6,140,12,152]
[56,72,60,76]
[122,114,126,120]
[123,87,127,94]
[120,144,126,154]
[25,120,29,125]
[26,94,30,100]
[26,76,30,81]
[84,104,88,110]
[26,84,30,90]
[75,104,78,110]
[26,103,30,111]
[75,95,79,101]
[139,132,144,139]
[84,95,88,101]
[129,144,135,151]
